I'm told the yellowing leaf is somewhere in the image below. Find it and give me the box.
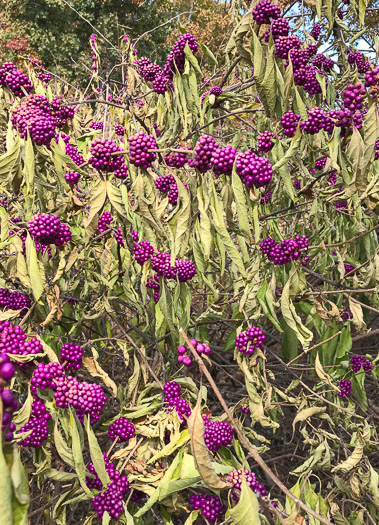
[187,394,228,490]
[83,357,117,397]
[331,434,364,472]
[292,407,326,437]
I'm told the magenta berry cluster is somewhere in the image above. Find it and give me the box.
[314,157,327,170]
[164,148,190,168]
[132,240,155,265]
[0,62,33,97]
[264,18,289,42]
[28,213,71,246]
[64,170,81,185]
[177,338,210,367]
[293,178,301,189]
[190,135,219,173]
[312,54,334,73]
[260,236,309,266]
[260,190,271,205]
[55,133,84,166]
[343,83,365,112]
[344,262,354,274]
[97,212,113,233]
[258,131,275,153]
[338,379,351,399]
[163,33,198,80]
[0,321,43,370]
[107,417,135,442]
[228,468,266,501]
[235,327,265,355]
[189,494,225,523]
[0,353,17,442]
[54,376,107,424]
[274,35,301,59]
[340,307,352,320]
[18,416,49,448]
[310,24,321,39]
[134,57,162,82]
[241,406,250,413]
[350,355,373,373]
[60,342,83,370]
[364,66,379,88]
[113,228,125,246]
[128,131,157,169]
[203,416,233,451]
[31,396,51,421]
[280,110,301,137]
[236,150,273,188]
[89,120,103,131]
[31,362,65,392]
[348,52,371,74]
[88,454,129,519]
[163,381,191,422]
[0,289,30,315]
[252,0,281,24]
[147,276,160,303]
[11,95,73,146]
[211,146,237,176]
[114,124,126,136]
[150,251,196,282]
[155,174,188,205]
[89,138,126,172]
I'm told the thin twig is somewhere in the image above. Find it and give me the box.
[287,331,341,366]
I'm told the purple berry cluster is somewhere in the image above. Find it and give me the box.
[150,251,196,282]
[64,170,80,185]
[365,66,379,89]
[293,178,301,189]
[344,262,354,274]
[60,342,83,370]
[54,376,107,424]
[340,307,352,320]
[164,147,190,168]
[0,61,33,97]
[97,212,113,233]
[155,174,188,205]
[114,124,126,136]
[128,131,157,169]
[350,355,373,373]
[0,321,43,370]
[280,110,301,137]
[89,138,126,172]
[258,131,275,153]
[90,34,99,72]
[0,289,30,315]
[260,236,309,266]
[132,240,155,265]
[31,396,51,421]
[235,327,265,355]
[190,135,219,173]
[203,416,233,451]
[55,133,84,166]
[260,190,271,205]
[274,35,301,59]
[241,406,250,413]
[293,65,326,95]
[163,381,191,422]
[236,150,273,188]
[211,146,237,176]
[310,24,321,39]
[264,18,290,42]
[147,276,160,303]
[0,353,17,442]
[31,362,64,392]
[88,454,129,519]
[252,0,281,24]
[134,57,162,82]
[348,52,371,74]
[314,157,327,170]
[28,214,71,246]
[177,338,211,367]
[228,468,266,501]
[107,417,135,442]
[312,54,334,73]
[343,83,365,112]
[89,120,103,131]
[18,416,49,447]
[189,494,225,523]
[113,228,125,247]
[11,95,73,146]
[338,379,351,399]
[163,33,198,79]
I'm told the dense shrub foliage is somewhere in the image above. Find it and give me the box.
[1,1,379,524]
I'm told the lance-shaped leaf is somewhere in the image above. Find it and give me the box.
[85,416,110,487]
[84,179,107,241]
[69,408,92,496]
[0,136,20,183]
[229,475,260,524]
[25,233,44,301]
[331,433,364,472]
[187,393,228,490]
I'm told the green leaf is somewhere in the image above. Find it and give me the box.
[84,179,107,240]
[251,32,265,83]
[0,137,20,183]
[281,267,313,350]
[261,46,276,117]
[13,388,33,430]
[199,43,218,66]
[85,416,110,488]
[54,418,75,469]
[232,168,251,240]
[362,101,379,175]
[147,430,190,465]
[0,443,12,524]
[107,181,130,220]
[281,318,299,361]
[69,408,92,496]
[229,475,260,524]
[25,233,44,301]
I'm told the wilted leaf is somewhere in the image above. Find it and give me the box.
[292,407,326,437]
[83,357,117,397]
[332,434,364,472]
[187,394,228,490]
